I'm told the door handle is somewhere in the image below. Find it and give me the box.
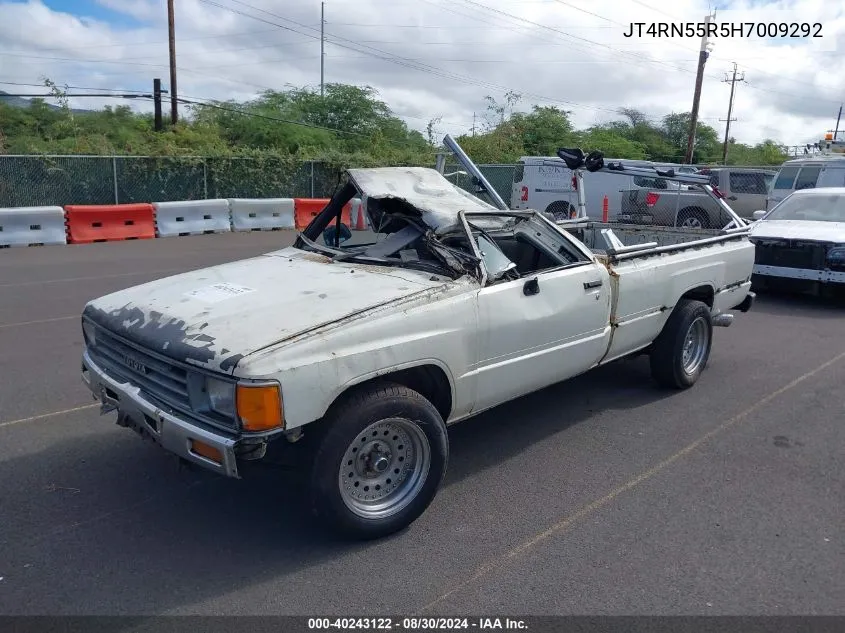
[584,279,602,289]
[727,195,738,200]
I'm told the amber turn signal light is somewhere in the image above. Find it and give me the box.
[190,439,223,464]
[236,383,283,431]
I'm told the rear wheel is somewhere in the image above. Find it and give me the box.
[308,382,448,540]
[545,201,576,222]
[677,207,710,229]
[649,299,713,389]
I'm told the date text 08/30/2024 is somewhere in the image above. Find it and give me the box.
[307,618,528,630]
[623,22,822,38]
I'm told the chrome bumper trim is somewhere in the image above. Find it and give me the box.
[82,349,240,478]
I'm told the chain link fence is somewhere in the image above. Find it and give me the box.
[0,155,350,208]
[0,154,779,211]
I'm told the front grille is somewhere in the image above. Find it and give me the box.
[86,322,239,432]
[88,326,192,410]
[754,240,828,270]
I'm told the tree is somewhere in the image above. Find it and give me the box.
[511,105,575,156]
[618,108,651,127]
[661,112,720,163]
[576,127,649,159]
[0,81,788,168]
[483,90,522,129]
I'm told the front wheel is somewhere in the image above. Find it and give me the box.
[649,299,713,389]
[309,382,448,540]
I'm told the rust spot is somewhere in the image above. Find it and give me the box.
[300,252,332,264]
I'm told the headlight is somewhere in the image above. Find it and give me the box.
[200,376,283,431]
[82,320,97,347]
[205,377,236,418]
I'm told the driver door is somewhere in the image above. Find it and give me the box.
[472,231,613,413]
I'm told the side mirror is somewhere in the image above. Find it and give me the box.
[523,277,539,296]
[323,223,352,246]
[752,210,766,221]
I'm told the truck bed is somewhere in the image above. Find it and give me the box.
[555,219,754,365]
[561,221,724,251]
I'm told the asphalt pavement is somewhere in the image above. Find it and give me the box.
[0,232,843,616]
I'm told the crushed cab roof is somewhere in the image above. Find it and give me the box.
[346,166,497,233]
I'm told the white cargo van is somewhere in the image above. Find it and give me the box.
[511,155,695,220]
[767,136,845,210]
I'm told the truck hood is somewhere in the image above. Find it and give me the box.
[83,247,449,373]
[749,220,845,244]
[348,166,497,235]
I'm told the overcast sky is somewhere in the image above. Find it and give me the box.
[1,0,843,148]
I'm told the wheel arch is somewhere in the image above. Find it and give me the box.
[326,361,455,423]
[678,284,715,308]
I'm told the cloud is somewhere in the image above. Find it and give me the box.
[1,0,843,146]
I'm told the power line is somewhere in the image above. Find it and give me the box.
[0,92,155,98]
[0,81,150,93]
[1,29,284,54]
[454,0,706,78]
[481,0,842,103]
[627,0,683,21]
[191,0,705,122]
[325,22,612,29]
[0,53,280,93]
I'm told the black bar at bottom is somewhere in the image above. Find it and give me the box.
[1,616,844,633]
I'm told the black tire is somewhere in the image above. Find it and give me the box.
[677,207,711,229]
[649,299,713,389]
[308,381,448,540]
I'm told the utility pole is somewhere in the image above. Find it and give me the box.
[684,11,715,164]
[720,62,745,164]
[834,104,843,140]
[167,0,178,124]
[472,112,476,136]
[153,78,163,131]
[320,1,325,97]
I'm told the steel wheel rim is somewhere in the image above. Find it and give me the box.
[338,418,431,520]
[682,316,709,374]
[681,216,703,228]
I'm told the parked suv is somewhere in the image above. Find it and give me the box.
[619,167,776,228]
[767,155,845,210]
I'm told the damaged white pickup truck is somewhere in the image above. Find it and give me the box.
[80,140,756,539]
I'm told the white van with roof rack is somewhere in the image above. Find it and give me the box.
[511,156,696,220]
[767,134,845,210]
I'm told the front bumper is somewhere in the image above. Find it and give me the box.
[752,265,845,284]
[82,349,240,478]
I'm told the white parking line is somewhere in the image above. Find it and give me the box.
[0,268,183,289]
[0,403,99,430]
[416,348,845,614]
[0,315,77,330]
